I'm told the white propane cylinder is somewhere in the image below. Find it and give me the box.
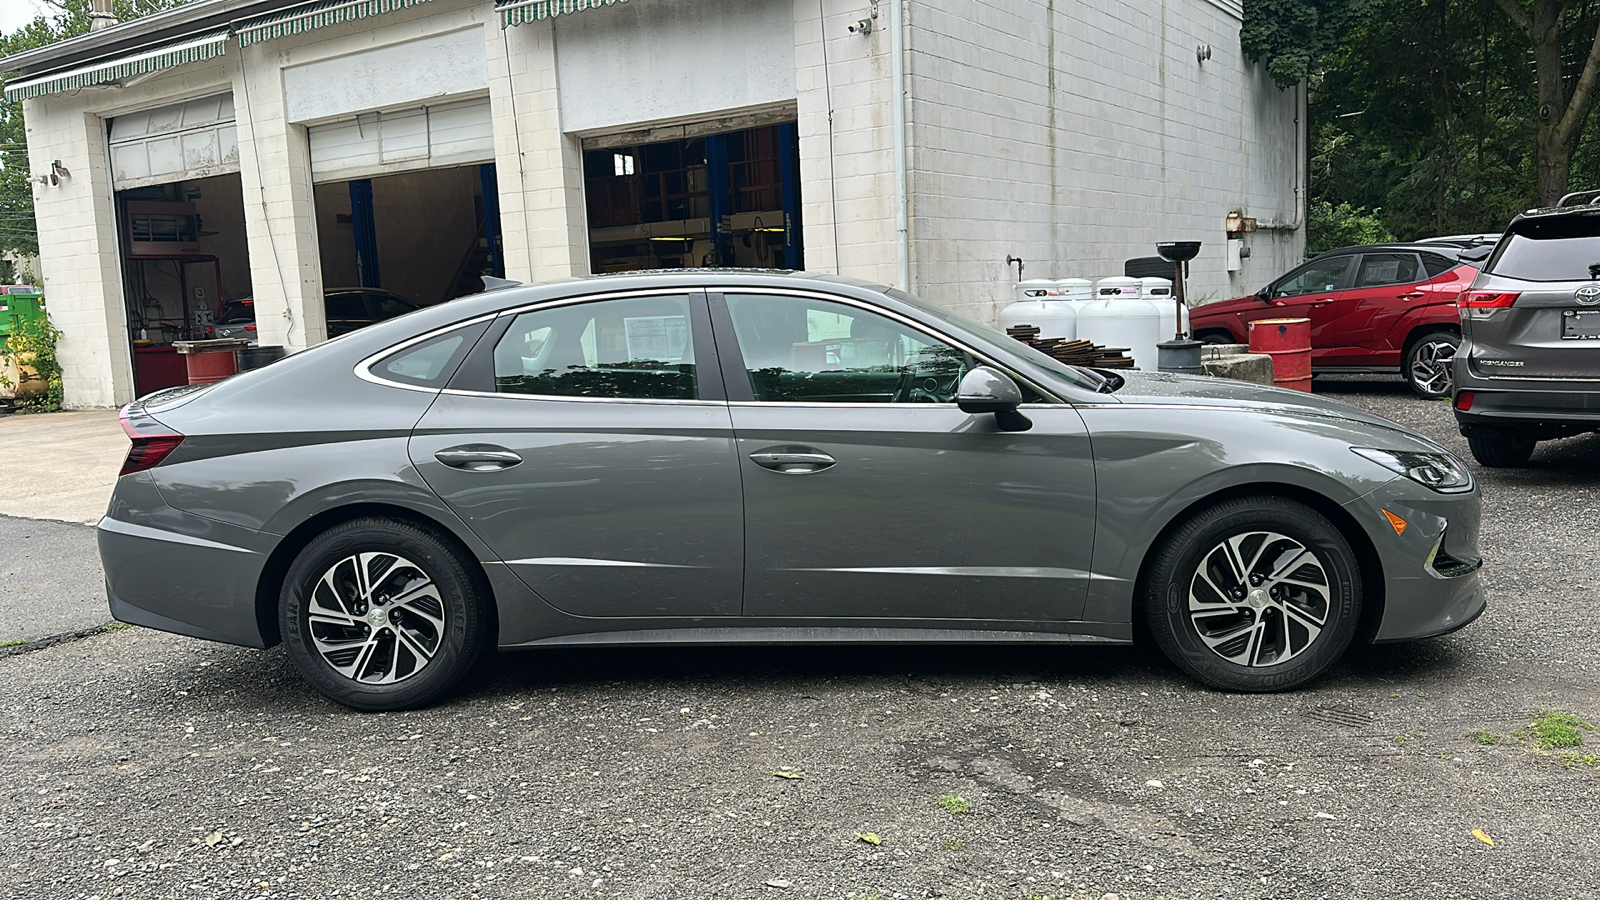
[1074,297,1165,369]
[999,279,1077,341]
[1055,278,1094,301]
[1137,277,1189,337]
[1095,276,1141,300]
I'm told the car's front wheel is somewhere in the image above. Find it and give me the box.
[1404,330,1459,399]
[280,518,490,711]
[1466,430,1537,467]
[1143,496,1361,692]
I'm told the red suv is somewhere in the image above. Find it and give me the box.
[1188,242,1483,398]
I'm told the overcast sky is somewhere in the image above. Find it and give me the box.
[0,0,56,36]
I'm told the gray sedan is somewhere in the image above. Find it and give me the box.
[100,271,1484,710]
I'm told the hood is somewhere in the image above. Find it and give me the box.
[1187,293,1260,325]
[1105,370,1443,447]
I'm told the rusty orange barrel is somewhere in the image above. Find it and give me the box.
[174,339,246,385]
[1248,317,1312,392]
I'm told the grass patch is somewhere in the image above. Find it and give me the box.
[0,638,29,648]
[1469,729,1497,745]
[938,793,972,814]
[103,622,131,632]
[1560,753,1600,769]
[1524,711,1594,751]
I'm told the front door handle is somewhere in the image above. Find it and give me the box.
[749,447,836,475]
[1308,298,1334,306]
[435,445,523,472]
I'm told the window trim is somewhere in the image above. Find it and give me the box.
[443,288,723,404]
[709,287,1063,405]
[356,311,502,393]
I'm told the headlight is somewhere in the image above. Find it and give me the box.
[1352,448,1474,492]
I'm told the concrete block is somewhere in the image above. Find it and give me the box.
[1202,352,1274,385]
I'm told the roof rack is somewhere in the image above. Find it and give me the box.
[1556,189,1600,207]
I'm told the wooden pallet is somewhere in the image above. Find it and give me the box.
[1005,326,1136,369]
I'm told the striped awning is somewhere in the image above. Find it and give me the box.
[4,31,228,102]
[498,0,630,28]
[235,0,436,47]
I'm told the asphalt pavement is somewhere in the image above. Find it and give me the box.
[1,377,1597,900]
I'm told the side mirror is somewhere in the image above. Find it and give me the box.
[957,366,1031,432]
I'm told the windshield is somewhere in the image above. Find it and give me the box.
[1487,214,1600,281]
[885,288,1110,393]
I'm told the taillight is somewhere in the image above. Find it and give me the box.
[245,324,257,332]
[119,413,184,476]
[1458,291,1520,309]
[1455,391,1475,411]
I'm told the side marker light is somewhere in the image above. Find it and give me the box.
[1382,509,1407,536]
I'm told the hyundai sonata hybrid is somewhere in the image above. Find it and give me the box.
[100,271,1485,710]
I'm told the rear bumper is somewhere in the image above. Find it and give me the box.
[1452,378,1600,435]
[98,477,273,648]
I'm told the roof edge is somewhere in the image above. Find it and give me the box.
[0,0,291,78]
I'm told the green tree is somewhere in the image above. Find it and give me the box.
[1,1,190,259]
[1491,0,1600,204]
[1242,0,1377,88]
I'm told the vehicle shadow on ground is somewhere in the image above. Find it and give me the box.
[1311,375,1410,396]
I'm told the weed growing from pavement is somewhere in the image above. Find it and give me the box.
[1393,735,1409,746]
[0,638,28,648]
[103,622,130,632]
[1560,753,1600,769]
[938,793,972,814]
[1524,711,1594,751]
[1469,729,1497,745]
[942,838,966,851]
[848,891,884,900]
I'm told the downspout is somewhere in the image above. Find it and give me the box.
[1257,79,1306,233]
[891,0,909,290]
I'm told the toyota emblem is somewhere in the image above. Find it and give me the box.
[1578,284,1600,305]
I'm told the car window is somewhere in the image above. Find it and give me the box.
[1420,253,1459,278]
[326,295,367,319]
[372,321,487,389]
[218,303,254,324]
[1353,253,1422,288]
[1486,215,1600,281]
[724,293,968,403]
[371,294,416,319]
[1270,256,1352,298]
[492,294,697,400]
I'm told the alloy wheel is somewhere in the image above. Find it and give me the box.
[1188,531,1331,667]
[1409,338,1456,397]
[306,552,446,684]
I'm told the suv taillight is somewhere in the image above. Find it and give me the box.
[119,413,184,476]
[1459,291,1520,309]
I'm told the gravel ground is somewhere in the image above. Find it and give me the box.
[2,377,1596,900]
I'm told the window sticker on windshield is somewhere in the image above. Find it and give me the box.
[623,315,689,362]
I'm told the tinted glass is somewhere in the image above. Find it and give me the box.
[326,295,368,319]
[492,295,697,400]
[371,294,416,319]
[725,294,967,403]
[219,303,254,324]
[1487,215,1600,281]
[1353,253,1422,288]
[1420,253,1459,278]
[1270,256,1352,297]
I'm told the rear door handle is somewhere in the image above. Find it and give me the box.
[435,445,523,472]
[1398,291,1425,300]
[749,447,836,475]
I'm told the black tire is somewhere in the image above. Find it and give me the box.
[1142,496,1361,692]
[1466,430,1536,467]
[280,517,489,711]
[1195,331,1233,345]
[1403,330,1459,400]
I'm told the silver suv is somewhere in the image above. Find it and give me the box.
[1453,192,1600,466]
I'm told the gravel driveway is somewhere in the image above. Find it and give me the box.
[2,378,1596,900]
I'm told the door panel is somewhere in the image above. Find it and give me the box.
[1324,252,1426,365]
[732,406,1097,620]
[1245,255,1354,358]
[410,291,743,618]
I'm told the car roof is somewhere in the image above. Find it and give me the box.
[1309,242,1475,260]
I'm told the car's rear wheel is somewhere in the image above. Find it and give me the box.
[1466,430,1537,467]
[1195,330,1233,345]
[1143,496,1361,692]
[280,518,489,711]
[1404,330,1459,399]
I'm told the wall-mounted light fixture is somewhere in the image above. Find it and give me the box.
[1196,44,1213,64]
[36,159,71,187]
[848,0,878,35]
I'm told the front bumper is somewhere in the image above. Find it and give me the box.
[1345,477,1485,643]
[98,473,273,648]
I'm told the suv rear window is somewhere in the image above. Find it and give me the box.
[1486,215,1600,281]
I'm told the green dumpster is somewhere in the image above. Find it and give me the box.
[0,292,46,339]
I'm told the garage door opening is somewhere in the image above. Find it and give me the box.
[314,163,504,318]
[584,123,802,273]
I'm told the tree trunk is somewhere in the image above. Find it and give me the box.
[1530,0,1568,205]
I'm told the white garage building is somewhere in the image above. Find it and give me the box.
[2,0,1304,407]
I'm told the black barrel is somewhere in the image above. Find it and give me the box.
[238,345,287,371]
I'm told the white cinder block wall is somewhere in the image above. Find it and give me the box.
[903,0,1303,324]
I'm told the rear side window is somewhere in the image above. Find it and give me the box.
[1487,215,1600,281]
[491,294,698,400]
[371,321,488,389]
[1420,253,1459,278]
[1353,253,1421,288]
